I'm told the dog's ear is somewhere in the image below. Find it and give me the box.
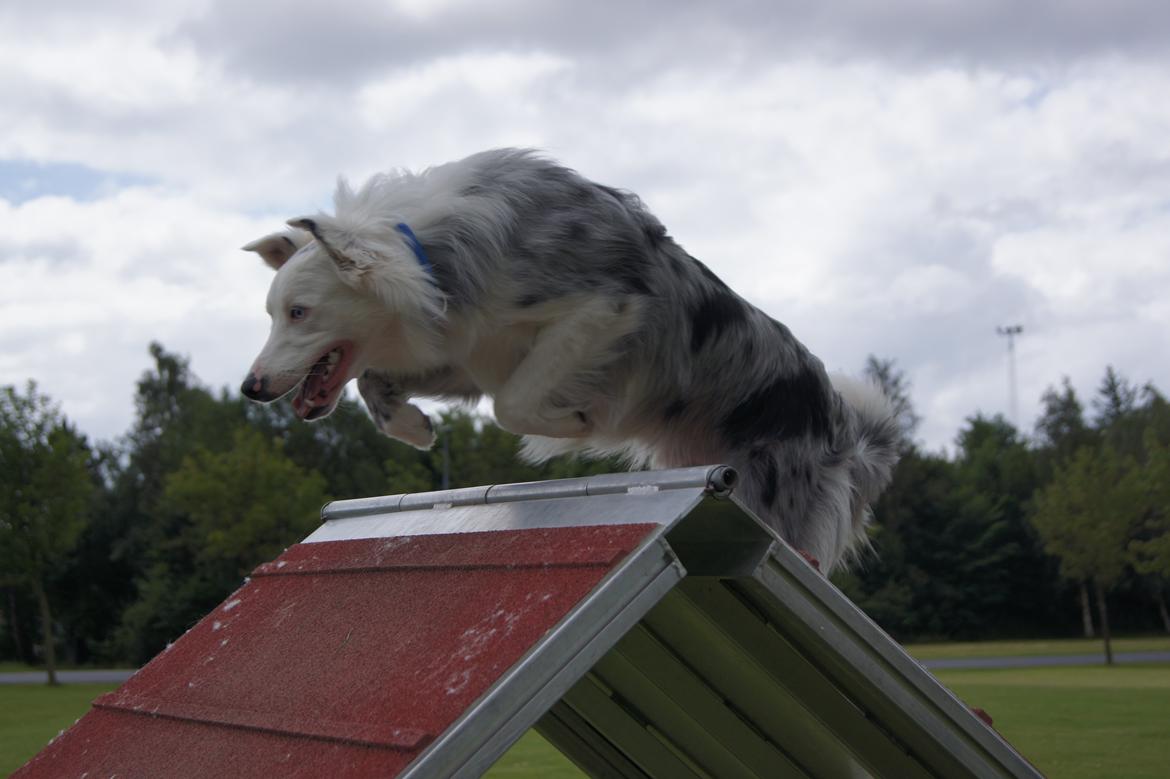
[286,215,369,281]
[284,214,445,318]
[242,229,311,271]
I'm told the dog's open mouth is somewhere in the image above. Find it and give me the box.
[291,341,355,420]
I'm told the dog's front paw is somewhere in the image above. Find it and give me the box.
[357,371,401,415]
[358,372,435,449]
[387,403,437,450]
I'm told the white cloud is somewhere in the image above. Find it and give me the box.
[0,190,279,441]
[0,32,203,115]
[359,51,571,119]
[995,226,1170,312]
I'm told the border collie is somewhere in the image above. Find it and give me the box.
[240,149,899,572]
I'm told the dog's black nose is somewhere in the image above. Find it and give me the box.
[241,373,270,401]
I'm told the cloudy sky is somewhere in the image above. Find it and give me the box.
[3,0,1169,453]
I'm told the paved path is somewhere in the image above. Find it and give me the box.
[922,651,1170,670]
[3,652,1168,683]
[0,669,136,684]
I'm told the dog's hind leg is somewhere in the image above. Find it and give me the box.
[493,296,641,438]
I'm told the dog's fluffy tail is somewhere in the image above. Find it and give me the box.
[830,374,902,554]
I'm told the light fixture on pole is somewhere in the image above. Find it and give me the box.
[996,324,1023,426]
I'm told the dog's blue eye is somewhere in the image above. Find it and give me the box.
[290,306,306,320]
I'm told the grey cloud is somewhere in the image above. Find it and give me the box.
[0,236,83,265]
[172,0,714,85]
[803,266,1043,448]
[174,0,432,84]
[174,0,1170,87]
[0,0,178,27]
[933,196,1054,236]
[799,0,1170,65]
[1080,143,1170,197]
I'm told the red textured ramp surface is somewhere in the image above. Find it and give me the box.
[17,523,657,779]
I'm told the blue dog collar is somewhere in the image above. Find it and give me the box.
[396,223,433,276]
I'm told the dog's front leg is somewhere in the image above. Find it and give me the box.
[493,296,641,438]
[357,371,437,449]
[358,366,484,449]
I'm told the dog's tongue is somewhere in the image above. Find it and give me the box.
[303,373,324,400]
[291,345,351,420]
[293,374,325,418]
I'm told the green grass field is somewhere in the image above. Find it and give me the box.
[3,648,1169,778]
[0,683,117,776]
[938,665,1170,779]
[486,732,585,778]
[0,663,33,673]
[905,636,1170,660]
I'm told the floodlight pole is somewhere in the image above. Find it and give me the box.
[996,325,1023,426]
[440,424,451,490]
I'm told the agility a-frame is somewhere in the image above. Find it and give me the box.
[17,466,1039,779]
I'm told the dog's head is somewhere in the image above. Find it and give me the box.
[241,199,445,421]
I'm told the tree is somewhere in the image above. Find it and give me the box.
[1129,432,1170,632]
[864,356,921,450]
[1033,378,1098,635]
[122,343,248,511]
[112,343,249,574]
[0,384,94,684]
[840,414,1057,642]
[1092,366,1139,430]
[1030,445,1140,664]
[951,416,1056,632]
[834,448,961,639]
[1035,378,1096,463]
[160,428,328,576]
[111,427,328,663]
[247,393,425,500]
[50,442,142,664]
[1093,366,1149,458]
[1087,370,1170,633]
[429,409,543,489]
[80,344,250,662]
[1135,384,1170,447]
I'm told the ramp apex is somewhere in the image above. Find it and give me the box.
[321,464,737,521]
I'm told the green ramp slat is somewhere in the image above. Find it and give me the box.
[655,578,932,779]
[596,624,805,778]
[739,561,1012,779]
[560,674,709,778]
[537,702,649,779]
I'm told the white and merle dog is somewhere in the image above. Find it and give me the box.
[241,149,899,572]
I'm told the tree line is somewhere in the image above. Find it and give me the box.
[839,361,1170,664]
[2,344,1168,680]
